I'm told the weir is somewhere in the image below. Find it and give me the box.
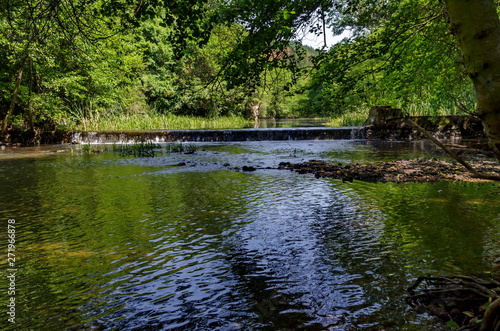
[2,108,483,145]
[72,127,366,144]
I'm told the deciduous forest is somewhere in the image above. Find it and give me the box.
[1,2,500,330]
[1,0,499,153]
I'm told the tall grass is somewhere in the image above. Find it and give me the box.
[70,113,251,131]
[327,109,369,127]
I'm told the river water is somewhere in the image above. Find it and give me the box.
[0,140,499,330]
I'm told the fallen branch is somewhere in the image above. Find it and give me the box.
[407,275,500,330]
[407,118,500,181]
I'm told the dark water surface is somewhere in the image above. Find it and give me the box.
[0,140,499,330]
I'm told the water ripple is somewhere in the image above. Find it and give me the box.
[1,142,497,331]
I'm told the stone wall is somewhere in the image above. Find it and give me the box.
[365,106,484,140]
[0,128,73,145]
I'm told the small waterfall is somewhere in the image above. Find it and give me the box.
[71,127,367,144]
[71,131,82,143]
[350,127,366,140]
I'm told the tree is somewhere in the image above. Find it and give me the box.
[442,2,500,327]
[443,0,500,161]
[0,0,130,135]
[336,0,500,163]
[303,0,474,117]
[220,0,500,162]
[0,0,219,136]
[219,2,500,326]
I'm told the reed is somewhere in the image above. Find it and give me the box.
[112,142,160,157]
[165,142,197,154]
[80,144,108,155]
[70,113,251,131]
[327,110,368,127]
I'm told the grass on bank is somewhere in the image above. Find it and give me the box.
[69,113,251,131]
[327,109,368,127]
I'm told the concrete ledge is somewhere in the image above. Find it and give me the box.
[72,127,366,144]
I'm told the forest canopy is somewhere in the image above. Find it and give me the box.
[0,0,499,140]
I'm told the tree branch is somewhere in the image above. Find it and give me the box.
[407,118,500,181]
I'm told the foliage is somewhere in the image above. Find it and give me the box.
[160,23,251,118]
[79,143,108,155]
[0,0,147,132]
[0,0,310,132]
[0,0,227,133]
[1,0,498,136]
[302,0,476,117]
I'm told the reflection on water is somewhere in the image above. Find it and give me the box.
[0,140,499,330]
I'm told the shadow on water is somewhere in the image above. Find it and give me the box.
[0,140,498,330]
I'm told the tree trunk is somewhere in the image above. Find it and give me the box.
[27,58,35,132]
[444,4,500,330]
[444,0,500,161]
[480,296,500,331]
[2,57,27,136]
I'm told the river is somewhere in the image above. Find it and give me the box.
[0,140,499,330]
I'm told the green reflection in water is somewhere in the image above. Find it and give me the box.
[312,180,499,329]
[358,181,499,274]
[0,154,254,329]
[0,147,498,330]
